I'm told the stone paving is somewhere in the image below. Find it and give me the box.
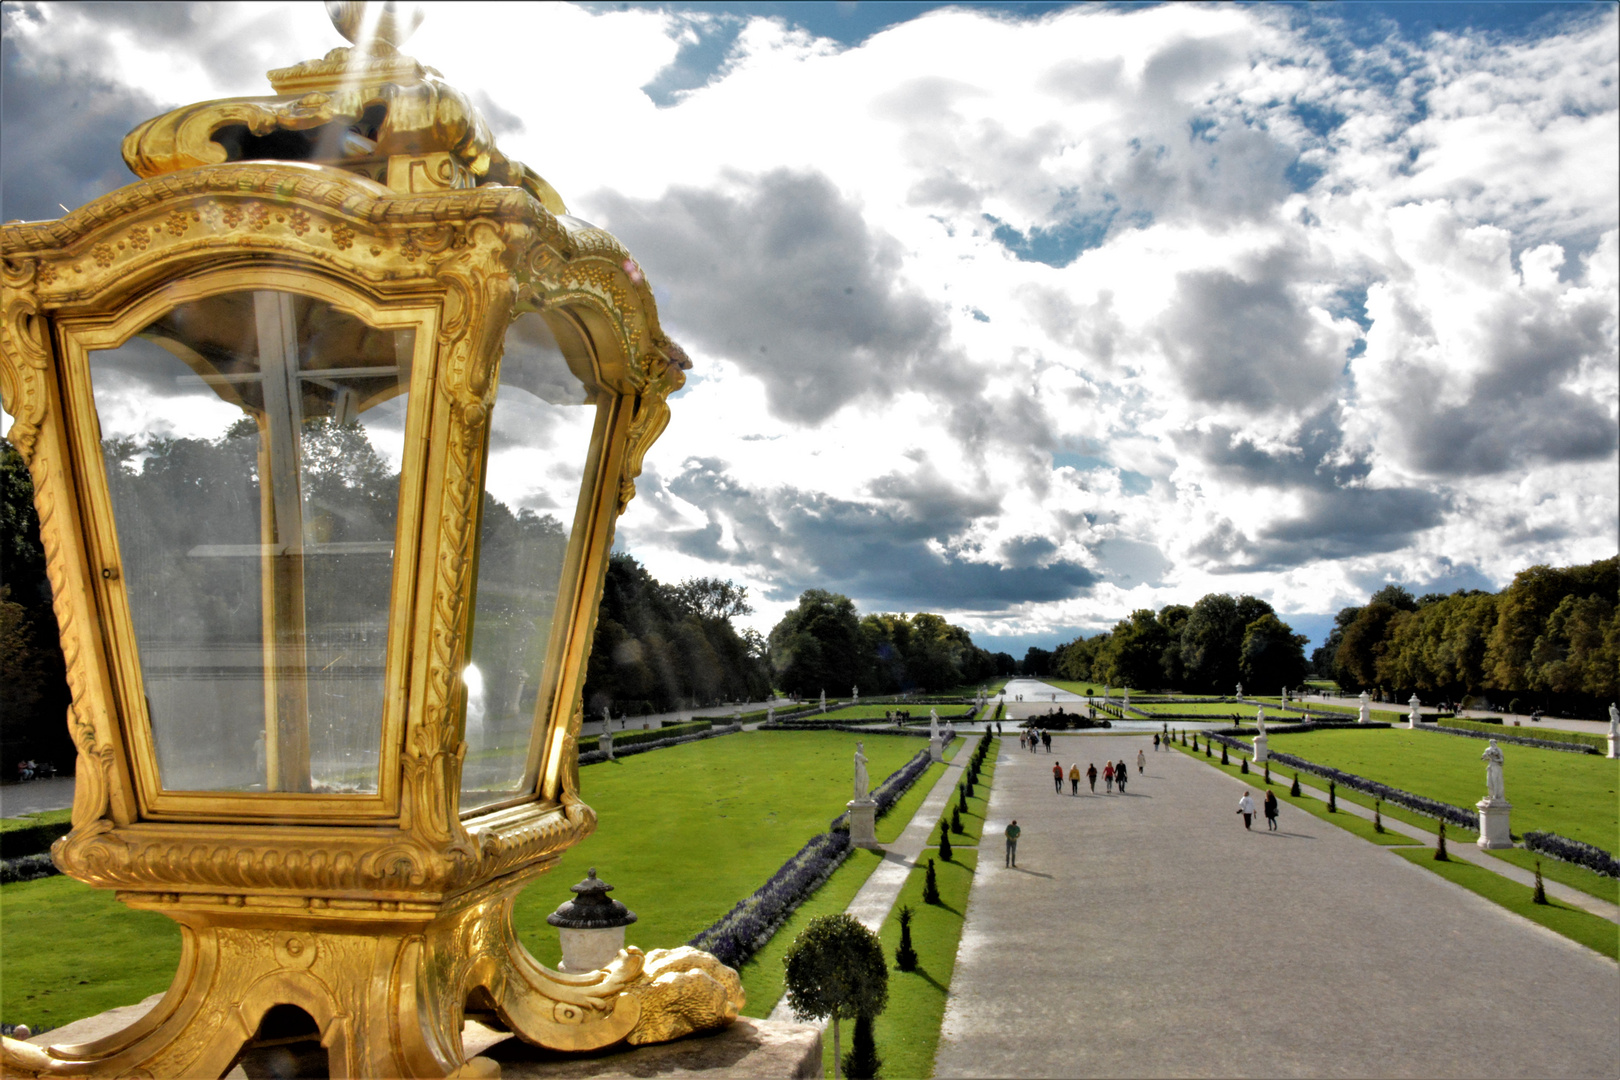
[935,734,1619,1079]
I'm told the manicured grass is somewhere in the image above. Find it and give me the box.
[876,742,962,845]
[937,738,998,845]
[1039,680,1106,696]
[738,846,887,1019]
[1132,702,1250,717]
[1479,846,1619,906]
[1439,717,1605,751]
[816,704,947,721]
[1271,727,1619,850]
[0,809,72,834]
[1173,742,1423,847]
[1392,848,1619,961]
[516,731,926,970]
[861,850,978,1080]
[0,875,180,1032]
[1260,698,1405,723]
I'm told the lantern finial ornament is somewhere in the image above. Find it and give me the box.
[326,0,427,48]
[0,5,734,1077]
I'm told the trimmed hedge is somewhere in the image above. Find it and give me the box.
[578,723,739,765]
[610,719,712,749]
[1436,718,1603,753]
[1524,831,1620,879]
[0,819,73,860]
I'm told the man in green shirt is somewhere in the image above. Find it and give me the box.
[1004,819,1021,867]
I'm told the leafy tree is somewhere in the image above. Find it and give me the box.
[1021,645,1054,677]
[1237,613,1309,691]
[770,590,864,698]
[1180,594,1246,692]
[1096,609,1168,690]
[1333,601,1403,690]
[783,914,889,1080]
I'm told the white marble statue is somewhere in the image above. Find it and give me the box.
[853,686,859,703]
[766,706,775,724]
[930,709,941,740]
[1358,690,1371,725]
[1408,693,1421,728]
[1255,705,1266,735]
[601,705,612,730]
[1482,740,1505,802]
[853,741,870,802]
[819,689,827,713]
[1609,703,1618,740]
[1281,686,1289,704]
[1236,682,1243,699]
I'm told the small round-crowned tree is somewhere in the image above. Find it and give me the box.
[784,914,889,1080]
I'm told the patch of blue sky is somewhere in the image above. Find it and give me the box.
[1331,286,1372,332]
[1053,451,1110,472]
[1118,470,1152,496]
[968,307,990,323]
[985,209,1116,269]
[637,15,746,108]
[1284,157,1325,194]
[1290,100,1346,140]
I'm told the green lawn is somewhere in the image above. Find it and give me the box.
[0,809,72,834]
[1270,727,1619,851]
[876,739,962,845]
[815,704,970,722]
[517,732,926,971]
[1132,702,1249,717]
[1393,849,1619,961]
[0,875,181,1032]
[1036,680,1108,696]
[859,850,978,1080]
[1480,845,1619,906]
[0,731,924,1032]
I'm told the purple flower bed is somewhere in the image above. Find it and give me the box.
[1524,831,1620,879]
[0,853,60,884]
[1205,733,1476,830]
[689,748,935,969]
[686,829,852,969]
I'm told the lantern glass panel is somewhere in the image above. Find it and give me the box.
[460,312,594,812]
[87,290,413,794]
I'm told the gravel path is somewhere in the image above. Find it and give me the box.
[935,734,1619,1079]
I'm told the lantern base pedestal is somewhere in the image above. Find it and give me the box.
[0,876,742,1079]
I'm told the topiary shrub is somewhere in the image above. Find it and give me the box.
[1221,744,1230,765]
[783,914,889,1080]
[1240,758,1249,774]
[844,1011,882,1080]
[1533,860,1548,905]
[1374,799,1384,833]
[951,807,964,835]
[1327,780,1337,813]
[1435,820,1449,861]
[1264,761,1271,786]
[1290,773,1301,797]
[939,827,953,861]
[894,905,918,971]
[922,859,941,904]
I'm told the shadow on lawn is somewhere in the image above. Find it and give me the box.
[901,965,948,993]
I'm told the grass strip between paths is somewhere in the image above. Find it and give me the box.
[938,739,998,845]
[1391,848,1619,961]
[858,850,978,1080]
[739,847,887,1019]
[876,742,960,845]
[1171,742,1619,959]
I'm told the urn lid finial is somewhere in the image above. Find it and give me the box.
[547,868,638,929]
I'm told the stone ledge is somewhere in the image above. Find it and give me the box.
[25,998,821,1080]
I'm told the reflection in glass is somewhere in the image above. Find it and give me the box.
[460,312,594,812]
[89,291,412,794]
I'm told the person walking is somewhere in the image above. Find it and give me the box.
[1137,748,1146,774]
[1041,730,1052,753]
[1263,789,1279,831]
[1103,761,1115,793]
[1087,762,1098,792]
[1115,759,1128,794]
[1068,762,1081,794]
[1005,819,1021,867]
[1019,732,1028,751]
[1153,733,1160,752]
[1052,761,1063,793]
[1237,791,1256,830]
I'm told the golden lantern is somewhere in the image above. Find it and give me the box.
[0,6,741,1076]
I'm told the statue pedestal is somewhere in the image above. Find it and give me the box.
[846,798,879,849]
[1476,798,1513,849]
[929,737,944,763]
[1608,734,1618,760]
[1251,736,1269,763]
[1408,715,1419,730]
[599,732,615,759]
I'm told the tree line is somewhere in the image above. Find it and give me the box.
[766,589,1015,699]
[1047,593,1310,694]
[1312,556,1616,716]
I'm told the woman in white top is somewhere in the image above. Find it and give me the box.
[1237,792,1256,830]
[1136,748,1146,774]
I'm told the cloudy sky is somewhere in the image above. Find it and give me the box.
[3,1,1616,655]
